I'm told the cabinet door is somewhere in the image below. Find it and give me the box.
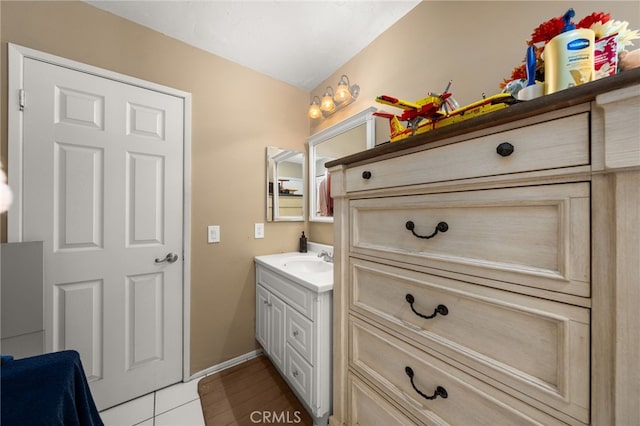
[256,285,270,351]
[269,295,286,372]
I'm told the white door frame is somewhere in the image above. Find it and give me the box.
[7,43,193,382]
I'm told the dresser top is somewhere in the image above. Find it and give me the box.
[326,68,640,168]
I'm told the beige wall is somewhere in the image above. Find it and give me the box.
[308,0,640,245]
[0,1,310,374]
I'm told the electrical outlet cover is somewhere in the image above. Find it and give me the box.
[208,225,220,243]
[255,223,264,239]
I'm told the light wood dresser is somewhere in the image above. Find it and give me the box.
[327,69,640,426]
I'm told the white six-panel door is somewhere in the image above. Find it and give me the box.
[16,55,185,410]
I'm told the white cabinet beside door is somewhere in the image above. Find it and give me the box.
[255,259,332,426]
[256,285,269,350]
[257,284,285,372]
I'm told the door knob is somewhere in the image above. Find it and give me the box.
[155,253,179,264]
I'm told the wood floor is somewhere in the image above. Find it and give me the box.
[197,355,313,426]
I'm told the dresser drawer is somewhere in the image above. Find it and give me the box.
[349,318,574,425]
[350,182,590,297]
[286,306,314,365]
[346,113,589,192]
[350,258,590,423]
[348,373,417,426]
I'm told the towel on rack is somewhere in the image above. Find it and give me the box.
[1,350,103,426]
[317,174,333,216]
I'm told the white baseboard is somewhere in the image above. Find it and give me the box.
[187,349,264,382]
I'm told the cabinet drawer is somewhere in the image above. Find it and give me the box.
[257,266,314,319]
[286,307,314,365]
[349,318,573,426]
[346,113,589,192]
[350,183,590,297]
[285,344,313,406]
[350,258,590,422]
[348,373,417,426]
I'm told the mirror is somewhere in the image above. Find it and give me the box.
[308,107,377,222]
[266,147,305,222]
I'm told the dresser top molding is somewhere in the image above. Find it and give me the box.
[326,67,640,169]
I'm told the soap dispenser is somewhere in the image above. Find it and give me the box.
[543,8,595,94]
[299,231,307,253]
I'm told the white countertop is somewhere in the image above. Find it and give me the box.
[254,247,333,293]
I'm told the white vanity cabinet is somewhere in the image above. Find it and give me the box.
[255,255,333,426]
[256,284,286,372]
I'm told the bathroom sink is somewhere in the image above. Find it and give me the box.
[255,250,334,292]
[283,257,332,274]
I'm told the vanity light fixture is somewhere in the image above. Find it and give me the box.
[308,74,360,119]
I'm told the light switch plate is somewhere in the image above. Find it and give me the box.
[207,225,220,243]
[255,223,264,239]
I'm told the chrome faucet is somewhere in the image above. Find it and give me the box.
[317,250,333,263]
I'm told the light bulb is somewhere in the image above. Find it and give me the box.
[320,91,335,112]
[308,97,322,119]
[308,103,322,119]
[334,76,352,103]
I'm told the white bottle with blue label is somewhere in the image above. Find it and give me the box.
[543,8,595,94]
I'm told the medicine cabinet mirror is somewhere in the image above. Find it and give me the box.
[308,107,377,223]
[266,147,305,222]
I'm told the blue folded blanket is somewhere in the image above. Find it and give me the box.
[1,350,103,426]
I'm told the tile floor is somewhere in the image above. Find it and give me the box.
[99,351,265,425]
[99,378,205,426]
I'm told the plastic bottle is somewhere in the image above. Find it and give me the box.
[299,231,307,253]
[543,8,595,94]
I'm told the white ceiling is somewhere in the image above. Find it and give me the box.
[85,1,421,91]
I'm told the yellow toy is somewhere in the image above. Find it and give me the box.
[375,82,517,143]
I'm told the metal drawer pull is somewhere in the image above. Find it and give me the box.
[405,367,448,400]
[405,294,448,319]
[362,170,372,179]
[496,142,515,157]
[293,370,299,377]
[293,330,299,337]
[405,221,448,239]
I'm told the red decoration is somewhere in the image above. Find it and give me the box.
[530,16,565,44]
[501,10,620,89]
[577,12,611,30]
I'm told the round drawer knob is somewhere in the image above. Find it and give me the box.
[496,142,515,157]
[362,170,372,180]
